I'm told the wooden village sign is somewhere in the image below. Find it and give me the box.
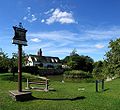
[12,22,27,46]
[10,23,32,101]
[12,23,27,92]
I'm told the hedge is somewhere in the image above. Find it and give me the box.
[22,66,64,76]
[0,67,8,73]
[64,70,92,79]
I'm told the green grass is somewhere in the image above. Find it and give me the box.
[0,73,120,110]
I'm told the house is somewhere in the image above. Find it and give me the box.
[25,49,62,68]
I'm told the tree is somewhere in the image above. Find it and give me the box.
[11,51,27,67]
[62,49,94,72]
[93,61,104,79]
[61,56,70,64]
[70,48,79,56]
[0,50,9,72]
[9,51,27,75]
[105,38,120,77]
[92,61,106,92]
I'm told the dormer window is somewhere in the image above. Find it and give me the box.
[55,59,58,63]
[34,57,37,61]
[51,58,54,63]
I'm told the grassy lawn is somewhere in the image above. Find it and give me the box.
[0,73,120,110]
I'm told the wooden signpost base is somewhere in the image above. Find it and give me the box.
[9,90,32,101]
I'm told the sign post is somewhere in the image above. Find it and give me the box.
[9,23,32,101]
[18,44,22,92]
[12,23,27,92]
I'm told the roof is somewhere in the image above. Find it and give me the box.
[28,54,60,63]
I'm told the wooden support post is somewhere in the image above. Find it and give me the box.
[18,44,22,92]
[102,79,104,92]
[96,80,98,92]
[45,80,48,92]
[26,78,30,90]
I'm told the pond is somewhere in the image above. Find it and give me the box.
[47,74,94,83]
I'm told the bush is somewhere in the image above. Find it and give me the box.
[0,67,8,73]
[9,67,18,73]
[22,66,38,75]
[64,70,92,79]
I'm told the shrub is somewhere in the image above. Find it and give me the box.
[0,67,8,73]
[64,70,92,79]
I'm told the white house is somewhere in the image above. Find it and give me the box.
[25,49,61,68]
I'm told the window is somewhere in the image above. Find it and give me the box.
[51,58,54,63]
[55,59,58,63]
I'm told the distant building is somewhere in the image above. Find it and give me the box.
[25,49,61,68]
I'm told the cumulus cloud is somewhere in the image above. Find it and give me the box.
[43,8,76,24]
[23,7,37,23]
[44,8,54,14]
[30,38,41,42]
[27,26,120,60]
[41,19,45,23]
[29,14,37,22]
[95,44,105,49]
[23,16,27,20]
[28,30,99,55]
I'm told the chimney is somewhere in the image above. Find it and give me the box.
[37,48,42,56]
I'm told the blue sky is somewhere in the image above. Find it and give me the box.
[0,0,120,61]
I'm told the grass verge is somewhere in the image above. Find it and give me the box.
[0,73,120,110]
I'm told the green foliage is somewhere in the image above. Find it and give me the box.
[63,53,94,72]
[105,38,120,76]
[92,61,104,79]
[11,51,27,67]
[70,48,79,56]
[64,70,92,78]
[0,49,27,73]
[0,50,9,72]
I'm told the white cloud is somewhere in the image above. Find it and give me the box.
[44,8,54,14]
[29,14,37,22]
[27,7,31,10]
[95,44,105,49]
[41,19,45,23]
[30,38,41,42]
[83,27,120,41]
[23,7,37,23]
[23,16,27,20]
[27,26,120,60]
[28,26,120,43]
[59,17,75,24]
[28,30,99,56]
[28,31,78,43]
[44,8,76,24]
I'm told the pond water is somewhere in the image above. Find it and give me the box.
[47,75,63,81]
[47,75,94,83]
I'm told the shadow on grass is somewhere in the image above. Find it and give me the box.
[27,96,86,102]
[96,88,110,93]
[104,88,109,91]
[0,73,27,82]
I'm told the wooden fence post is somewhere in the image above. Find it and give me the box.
[96,80,98,92]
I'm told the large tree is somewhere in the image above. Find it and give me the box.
[62,50,94,72]
[92,61,106,92]
[93,61,104,79]
[10,51,27,67]
[0,50,9,72]
[105,38,120,77]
